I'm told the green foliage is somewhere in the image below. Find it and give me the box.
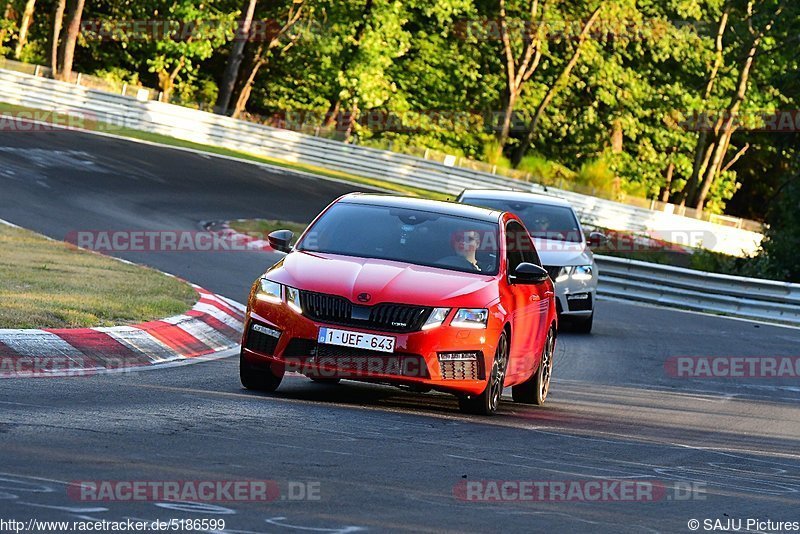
[2,0,797,233]
[757,179,800,282]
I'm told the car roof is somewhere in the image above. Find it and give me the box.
[459,189,574,209]
[339,193,503,223]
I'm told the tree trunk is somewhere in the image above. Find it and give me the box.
[676,11,728,207]
[231,53,266,119]
[496,0,544,155]
[661,147,677,202]
[216,0,258,115]
[324,0,373,131]
[13,0,36,59]
[50,0,66,75]
[513,6,602,165]
[58,0,86,82]
[156,56,186,103]
[693,10,777,210]
[497,90,518,151]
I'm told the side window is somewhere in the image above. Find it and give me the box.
[519,230,542,266]
[507,221,542,269]
[505,221,526,274]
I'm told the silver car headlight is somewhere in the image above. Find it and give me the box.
[451,308,489,329]
[571,265,593,281]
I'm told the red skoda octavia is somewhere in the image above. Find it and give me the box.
[240,194,558,415]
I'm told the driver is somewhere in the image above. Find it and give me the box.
[440,230,482,272]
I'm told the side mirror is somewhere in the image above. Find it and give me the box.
[267,230,294,253]
[511,262,549,284]
[587,232,608,248]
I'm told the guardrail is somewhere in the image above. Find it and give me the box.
[0,67,763,257]
[596,255,800,326]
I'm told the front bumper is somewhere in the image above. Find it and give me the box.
[241,303,501,396]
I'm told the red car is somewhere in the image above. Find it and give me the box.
[240,194,558,415]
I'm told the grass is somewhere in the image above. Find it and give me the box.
[228,218,309,238]
[0,224,197,329]
[0,102,448,201]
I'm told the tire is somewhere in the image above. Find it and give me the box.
[310,377,341,385]
[571,312,593,334]
[512,327,555,405]
[458,331,509,416]
[240,352,282,392]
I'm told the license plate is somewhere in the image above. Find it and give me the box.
[317,328,396,353]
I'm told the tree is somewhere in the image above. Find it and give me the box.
[57,0,86,81]
[216,0,258,114]
[145,1,237,102]
[230,0,306,118]
[50,0,66,74]
[512,5,602,165]
[13,0,36,59]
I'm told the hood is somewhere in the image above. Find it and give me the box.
[265,251,498,307]
[533,238,593,267]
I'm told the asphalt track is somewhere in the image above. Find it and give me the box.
[0,128,799,533]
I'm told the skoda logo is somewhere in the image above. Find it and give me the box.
[357,292,372,303]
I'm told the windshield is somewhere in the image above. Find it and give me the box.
[297,202,500,275]
[461,197,582,243]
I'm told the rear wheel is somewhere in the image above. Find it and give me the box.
[240,352,282,392]
[458,332,509,416]
[512,327,555,405]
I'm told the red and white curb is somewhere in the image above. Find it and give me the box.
[217,220,274,252]
[0,284,245,378]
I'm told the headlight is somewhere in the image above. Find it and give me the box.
[555,267,570,282]
[451,308,489,329]
[421,308,450,330]
[256,278,282,304]
[572,265,593,281]
[285,286,303,313]
[256,278,303,313]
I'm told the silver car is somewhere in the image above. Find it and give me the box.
[456,189,603,333]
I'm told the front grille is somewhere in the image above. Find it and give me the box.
[245,324,280,355]
[284,338,317,359]
[544,265,562,281]
[299,290,432,332]
[440,360,482,380]
[315,344,429,378]
[566,292,593,312]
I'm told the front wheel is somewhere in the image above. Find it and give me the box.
[240,352,282,392]
[512,327,555,405]
[458,332,509,416]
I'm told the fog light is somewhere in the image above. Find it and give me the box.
[567,293,590,300]
[438,352,480,362]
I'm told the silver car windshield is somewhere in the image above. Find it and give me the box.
[462,198,582,243]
